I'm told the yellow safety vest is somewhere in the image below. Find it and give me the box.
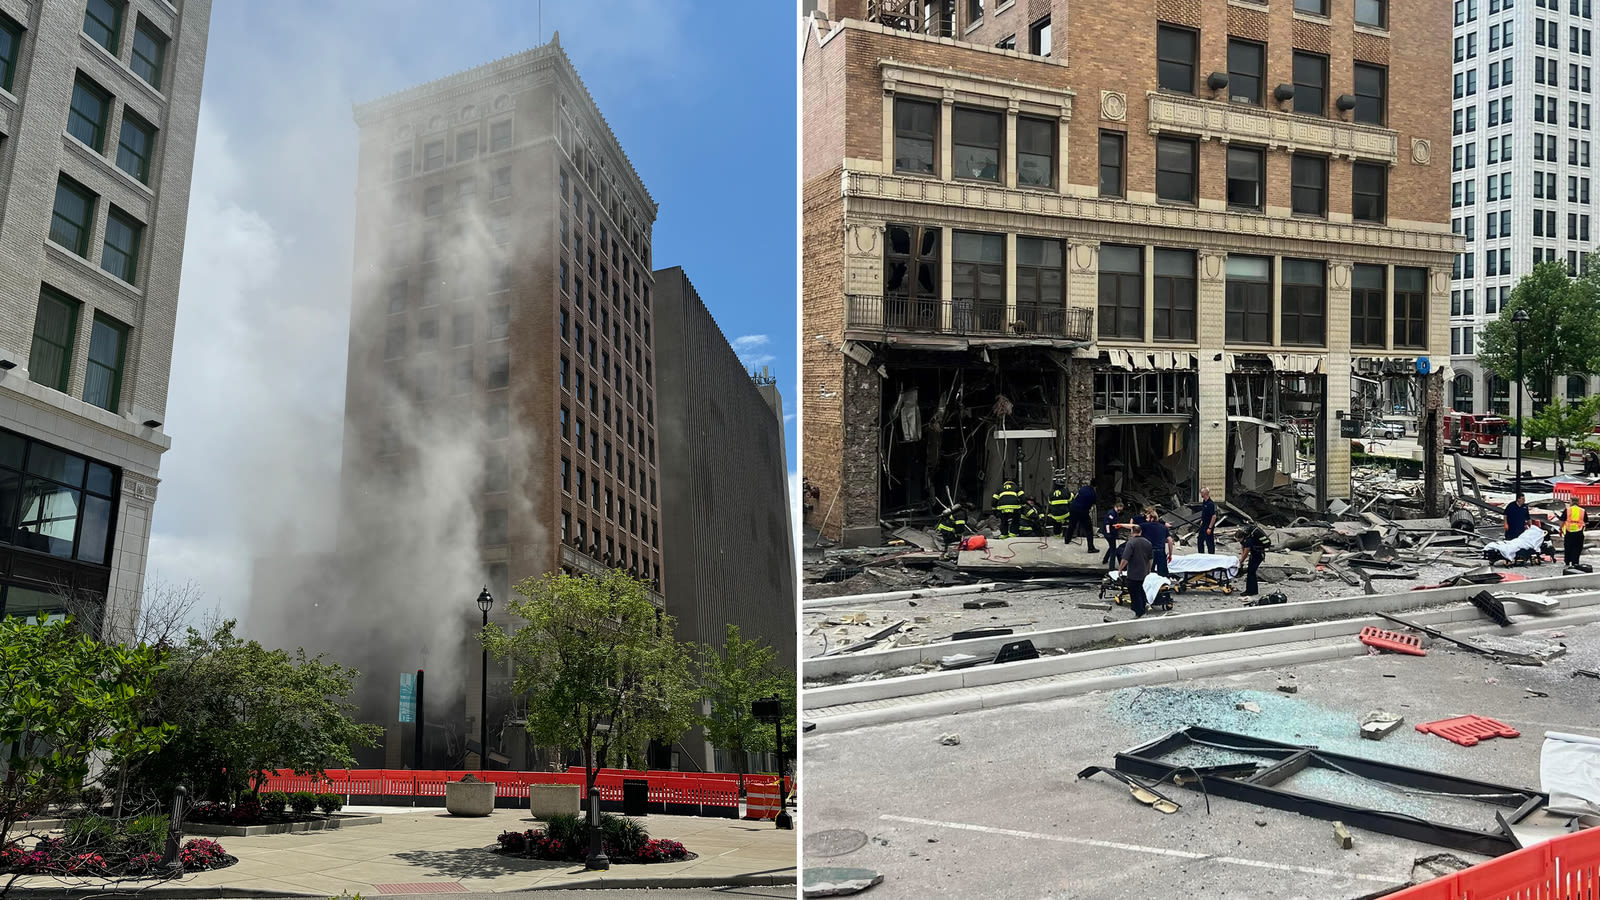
[1567,504,1587,533]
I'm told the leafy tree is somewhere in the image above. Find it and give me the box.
[128,621,380,804]
[698,625,793,798]
[481,571,697,802]
[1521,396,1600,448]
[1479,261,1600,412]
[0,617,171,853]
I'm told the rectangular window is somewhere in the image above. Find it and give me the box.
[1351,265,1386,349]
[0,14,21,93]
[1291,155,1327,216]
[423,184,443,217]
[1015,237,1064,325]
[1029,16,1052,56]
[1156,136,1197,204]
[1281,259,1326,346]
[100,207,142,283]
[1357,0,1388,26]
[952,107,1002,182]
[1296,0,1329,13]
[951,231,1004,326]
[1293,52,1328,115]
[1352,162,1387,223]
[487,351,509,389]
[82,0,121,54]
[49,176,95,257]
[1225,255,1272,345]
[83,314,126,412]
[1157,24,1197,94]
[29,289,78,392]
[1016,116,1054,187]
[490,119,512,151]
[1393,267,1428,348]
[1098,245,1144,340]
[455,129,478,162]
[68,75,110,151]
[391,148,411,180]
[423,141,444,171]
[1099,131,1125,198]
[1227,145,1265,210]
[893,98,937,176]
[1152,249,1196,342]
[1228,39,1265,105]
[491,166,512,200]
[1354,64,1387,125]
[115,112,155,183]
[883,223,941,312]
[130,20,166,88]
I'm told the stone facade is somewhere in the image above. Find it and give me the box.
[804,0,1459,540]
[0,0,211,634]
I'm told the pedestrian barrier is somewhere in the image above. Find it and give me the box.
[1385,825,1600,898]
[745,780,782,820]
[1553,482,1600,506]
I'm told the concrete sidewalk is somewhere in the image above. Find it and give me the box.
[5,809,796,897]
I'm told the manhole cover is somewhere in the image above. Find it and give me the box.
[805,828,869,857]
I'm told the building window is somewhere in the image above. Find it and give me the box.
[452,311,474,347]
[0,429,119,565]
[29,289,78,393]
[130,20,166,89]
[490,305,509,340]
[1157,24,1198,94]
[1291,155,1327,216]
[1153,249,1196,342]
[1393,267,1428,349]
[49,176,96,257]
[115,112,155,184]
[1099,131,1125,198]
[1293,52,1328,116]
[1353,63,1388,125]
[1296,0,1329,12]
[951,231,1004,322]
[1352,162,1387,222]
[1156,136,1197,204]
[487,350,509,389]
[423,184,444,217]
[1281,259,1326,346]
[82,0,121,55]
[1227,145,1265,210]
[893,98,937,176]
[492,166,512,201]
[1098,245,1144,340]
[384,324,405,359]
[100,207,142,283]
[68,75,110,152]
[418,315,436,350]
[1016,116,1054,187]
[1356,0,1388,26]
[952,107,1002,182]
[1225,255,1271,345]
[0,14,22,93]
[1015,236,1064,325]
[482,508,507,546]
[1351,264,1386,348]
[391,148,411,180]
[1029,16,1052,56]
[996,34,1016,50]
[968,0,984,24]
[883,223,941,316]
[490,118,512,151]
[83,314,126,412]
[423,140,444,171]
[456,129,478,162]
[1228,39,1265,105]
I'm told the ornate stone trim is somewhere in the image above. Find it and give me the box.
[1101,90,1127,122]
[882,60,1074,118]
[1145,91,1398,163]
[1411,139,1432,166]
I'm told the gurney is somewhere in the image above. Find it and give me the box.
[1484,525,1555,566]
[1165,553,1241,594]
[1099,571,1176,610]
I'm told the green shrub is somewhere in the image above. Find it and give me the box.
[65,815,115,845]
[78,786,105,810]
[600,814,648,856]
[543,812,585,847]
[262,791,288,817]
[316,793,343,815]
[289,791,318,815]
[122,814,169,855]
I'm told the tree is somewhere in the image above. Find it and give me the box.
[481,571,697,802]
[0,617,171,853]
[127,621,381,804]
[1479,261,1600,412]
[698,625,792,798]
[1521,396,1600,449]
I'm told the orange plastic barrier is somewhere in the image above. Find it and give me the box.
[745,780,782,820]
[1386,825,1600,899]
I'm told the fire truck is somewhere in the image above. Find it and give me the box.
[1444,412,1512,457]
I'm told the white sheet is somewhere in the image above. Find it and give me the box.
[1168,553,1243,577]
[1542,731,1600,816]
[1485,526,1549,561]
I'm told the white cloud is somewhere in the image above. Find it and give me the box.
[732,334,775,368]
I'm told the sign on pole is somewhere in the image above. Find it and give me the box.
[399,672,416,723]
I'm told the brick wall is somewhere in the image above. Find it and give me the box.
[802,168,847,538]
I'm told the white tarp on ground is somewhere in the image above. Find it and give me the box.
[1107,554,1240,579]
[1484,526,1549,561]
[1542,731,1600,815]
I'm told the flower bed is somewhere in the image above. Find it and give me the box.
[0,836,234,876]
[493,814,694,864]
[186,790,344,827]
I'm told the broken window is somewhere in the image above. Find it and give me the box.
[1281,258,1327,346]
[1351,264,1386,349]
[894,98,937,175]
[1153,249,1196,342]
[883,223,941,331]
[1016,236,1064,332]
[952,230,1004,331]
[1098,244,1144,340]
[1393,266,1428,349]
[1094,371,1196,415]
[1225,255,1271,345]
[952,107,1003,181]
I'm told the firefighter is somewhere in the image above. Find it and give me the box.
[1564,500,1588,568]
[936,504,970,550]
[1047,480,1072,535]
[1019,497,1048,536]
[993,479,1023,538]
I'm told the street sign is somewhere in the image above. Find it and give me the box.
[1340,418,1362,439]
[399,673,416,723]
[1415,357,1432,375]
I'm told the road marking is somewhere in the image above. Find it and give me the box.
[879,814,1398,884]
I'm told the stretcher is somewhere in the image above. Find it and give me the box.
[1483,525,1555,566]
[1099,571,1176,610]
[1165,553,1241,594]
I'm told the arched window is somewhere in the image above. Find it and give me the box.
[1569,374,1588,403]
[1488,374,1511,416]
[1452,373,1475,413]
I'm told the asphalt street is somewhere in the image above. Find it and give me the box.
[801,620,1600,899]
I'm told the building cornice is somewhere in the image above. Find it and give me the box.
[881,60,1074,115]
[820,16,1071,68]
[1146,91,1400,164]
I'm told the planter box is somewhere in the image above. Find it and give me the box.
[528,783,581,819]
[186,814,383,837]
[445,781,496,817]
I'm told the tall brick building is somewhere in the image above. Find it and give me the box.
[0,0,210,633]
[803,0,1461,544]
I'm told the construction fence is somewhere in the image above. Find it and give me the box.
[1386,825,1600,898]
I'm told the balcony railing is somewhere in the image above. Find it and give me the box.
[866,0,956,37]
[846,295,1093,342]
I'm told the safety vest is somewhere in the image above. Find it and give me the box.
[993,487,1022,512]
[1048,490,1071,520]
[937,515,966,535]
[1566,504,1587,533]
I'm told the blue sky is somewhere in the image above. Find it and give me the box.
[149,0,798,614]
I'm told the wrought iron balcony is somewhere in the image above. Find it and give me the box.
[866,0,956,37]
[846,295,1093,342]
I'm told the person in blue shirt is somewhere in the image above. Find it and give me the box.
[1197,487,1217,554]
[1504,493,1530,541]
[1140,507,1172,577]
[1100,500,1125,567]
[1064,481,1098,552]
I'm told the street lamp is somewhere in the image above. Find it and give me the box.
[1514,308,1530,495]
[753,695,793,830]
[476,586,493,772]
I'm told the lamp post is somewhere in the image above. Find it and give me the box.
[1513,309,1530,495]
[753,695,793,830]
[476,586,493,771]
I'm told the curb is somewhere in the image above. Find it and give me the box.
[0,873,800,898]
[518,872,799,890]
[804,581,1002,609]
[0,889,318,899]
